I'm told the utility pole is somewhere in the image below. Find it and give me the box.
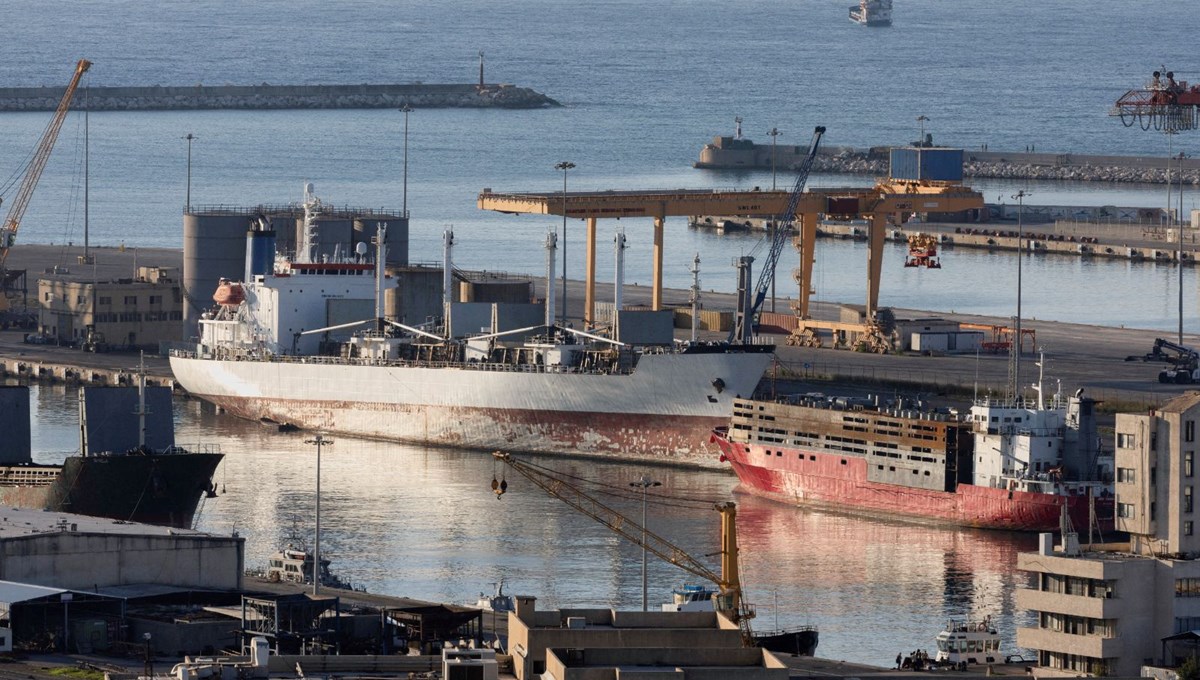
[183,133,197,212]
[1009,190,1031,402]
[767,127,780,191]
[629,475,661,611]
[400,105,412,218]
[304,434,332,595]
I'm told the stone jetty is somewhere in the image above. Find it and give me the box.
[0,82,560,112]
[814,147,1200,186]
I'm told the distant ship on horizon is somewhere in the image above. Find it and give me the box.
[850,0,892,26]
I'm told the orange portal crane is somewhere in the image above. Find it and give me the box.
[0,58,92,270]
[491,451,756,646]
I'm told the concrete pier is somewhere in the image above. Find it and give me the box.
[0,82,560,112]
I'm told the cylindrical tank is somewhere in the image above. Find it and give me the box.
[354,216,409,265]
[183,212,255,337]
[244,229,277,282]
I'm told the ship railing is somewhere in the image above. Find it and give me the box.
[179,443,224,455]
[176,348,633,376]
[972,423,1064,437]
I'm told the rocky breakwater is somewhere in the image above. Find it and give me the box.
[0,82,560,112]
[810,148,1200,186]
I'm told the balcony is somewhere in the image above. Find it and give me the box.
[1015,589,1120,619]
[1017,628,1122,659]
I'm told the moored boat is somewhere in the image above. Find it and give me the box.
[0,375,223,529]
[170,187,773,466]
[660,583,818,656]
[711,378,1114,531]
[934,617,1002,666]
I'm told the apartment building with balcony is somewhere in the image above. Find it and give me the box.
[1016,392,1200,676]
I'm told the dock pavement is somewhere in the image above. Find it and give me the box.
[0,243,1192,409]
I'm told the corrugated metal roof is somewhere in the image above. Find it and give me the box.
[0,580,66,604]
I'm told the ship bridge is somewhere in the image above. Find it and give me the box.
[478,183,983,328]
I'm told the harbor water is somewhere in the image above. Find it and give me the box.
[27,383,1038,667]
[2,1,1199,331]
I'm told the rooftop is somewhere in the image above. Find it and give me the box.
[0,505,216,540]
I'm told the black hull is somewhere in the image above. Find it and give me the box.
[754,627,818,656]
[0,452,224,528]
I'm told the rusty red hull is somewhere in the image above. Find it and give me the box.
[713,431,1113,532]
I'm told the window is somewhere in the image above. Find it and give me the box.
[1188,452,1194,478]
[1187,521,1194,536]
[1117,468,1136,483]
[124,295,137,305]
[1189,420,1196,443]
[1117,503,1135,519]
[149,295,162,304]
[1187,487,1194,513]
[1117,433,1136,449]
[98,296,111,305]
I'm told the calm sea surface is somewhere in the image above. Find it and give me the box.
[3,1,1187,665]
[1,1,1198,330]
[27,384,1038,667]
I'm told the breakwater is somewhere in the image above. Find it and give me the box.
[0,82,560,112]
[697,139,1200,185]
[816,148,1200,186]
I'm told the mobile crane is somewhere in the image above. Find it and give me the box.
[0,58,92,313]
[730,126,825,343]
[491,451,758,646]
[1138,337,1200,384]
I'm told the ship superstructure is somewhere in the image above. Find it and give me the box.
[171,187,774,465]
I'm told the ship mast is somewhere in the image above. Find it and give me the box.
[544,231,557,328]
[614,229,626,340]
[374,223,388,327]
[135,351,148,450]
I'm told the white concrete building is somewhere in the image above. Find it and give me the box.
[1016,392,1200,676]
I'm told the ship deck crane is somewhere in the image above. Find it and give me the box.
[491,451,757,646]
[0,59,92,310]
[731,126,825,343]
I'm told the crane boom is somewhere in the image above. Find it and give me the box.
[492,451,756,644]
[0,58,92,266]
[731,125,825,342]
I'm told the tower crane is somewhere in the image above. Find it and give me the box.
[0,59,92,310]
[491,451,757,646]
[730,125,824,343]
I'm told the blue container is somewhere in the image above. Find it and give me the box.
[888,148,964,182]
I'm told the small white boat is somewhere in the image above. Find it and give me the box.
[934,616,1003,666]
[473,579,516,612]
[849,0,892,26]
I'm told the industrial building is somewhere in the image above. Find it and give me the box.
[1016,392,1200,675]
[36,266,183,349]
[0,506,244,654]
[505,595,761,680]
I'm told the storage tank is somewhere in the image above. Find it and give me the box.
[354,216,409,265]
[889,147,964,182]
[183,211,256,336]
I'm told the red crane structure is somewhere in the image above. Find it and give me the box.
[1111,68,1200,132]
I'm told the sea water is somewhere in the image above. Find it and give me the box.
[0,1,1197,329]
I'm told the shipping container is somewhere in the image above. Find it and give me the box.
[888,148,964,182]
[826,196,860,217]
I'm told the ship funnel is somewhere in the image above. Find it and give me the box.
[245,215,277,282]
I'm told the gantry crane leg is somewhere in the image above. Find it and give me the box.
[793,212,819,320]
[652,215,665,310]
[585,217,597,327]
[864,212,890,318]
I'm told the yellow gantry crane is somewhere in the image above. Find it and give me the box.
[0,58,92,309]
[491,451,757,646]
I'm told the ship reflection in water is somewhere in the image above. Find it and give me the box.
[27,384,1037,668]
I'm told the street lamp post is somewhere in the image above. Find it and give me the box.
[401,105,412,218]
[629,475,661,611]
[304,434,333,595]
[1012,190,1031,398]
[183,133,197,212]
[555,161,575,326]
[1179,151,1187,345]
[767,127,781,191]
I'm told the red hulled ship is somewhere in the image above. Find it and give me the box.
[711,387,1113,532]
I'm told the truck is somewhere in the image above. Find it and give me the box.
[1144,338,1200,384]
